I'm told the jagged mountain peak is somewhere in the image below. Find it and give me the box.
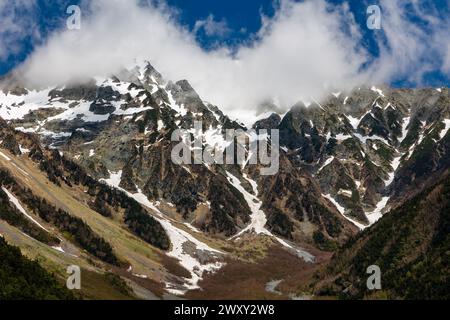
[255,85,449,229]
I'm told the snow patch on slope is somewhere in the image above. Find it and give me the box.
[335,133,352,141]
[101,171,223,295]
[19,145,30,154]
[398,116,411,143]
[0,89,52,120]
[317,156,334,173]
[384,156,402,187]
[323,193,388,230]
[226,171,315,263]
[353,132,390,145]
[365,197,390,225]
[227,172,271,238]
[346,115,361,130]
[322,194,366,230]
[2,187,48,231]
[52,246,66,253]
[439,119,450,140]
[0,151,11,161]
[371,86,385,97]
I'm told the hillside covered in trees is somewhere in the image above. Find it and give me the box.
[314,171,450,299]
[0,237,74,300]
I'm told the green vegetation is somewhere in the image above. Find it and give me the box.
[267,207,294,239]
[86,181,170,250]
[374,142,394,167]
[36,149,171,251]
[385,108,402,138]
[342,138,364,161]
[208,177,252,236]
[405,135,436,178]
[313,231,339,251]
[33,200,120,266]
[400,117,421,150]
[124,200,171,250]
[318,174,450,299]
[0,169,120,265]
[0,237,75,300]
[312,200,343,238]
[77,270,136,300]
[0,188,59,246]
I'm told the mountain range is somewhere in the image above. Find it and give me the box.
[0,61,448,299]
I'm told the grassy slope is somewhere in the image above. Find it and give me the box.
[0,150,171,299]
[0,152,163,272]
[0,236,74,300]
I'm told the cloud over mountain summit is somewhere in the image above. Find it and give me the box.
[3,0,450,118]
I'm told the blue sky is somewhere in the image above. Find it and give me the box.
[1,0,448,85]
[166,0,278,48]
[1,0,449,116]
[167,0,450,87]
[3,0,275,75]
[1,0,375,73]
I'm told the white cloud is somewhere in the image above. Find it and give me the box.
[17,0,367,118]
[367,0,450,84]
[444,43,450,74]
[193,14,231,37]
[10,0,450,121]
[0,0,38,60]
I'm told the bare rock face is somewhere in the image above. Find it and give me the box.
[253,113,281,131]
[1,62,449,252]
[48,81,98,102]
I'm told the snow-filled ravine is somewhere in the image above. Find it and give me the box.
[322,193,389,231]
[226,171,315,263]
[100,171,223,295]
[384,155,402,187]
[322,194,366,230]
[2,187,48,231]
